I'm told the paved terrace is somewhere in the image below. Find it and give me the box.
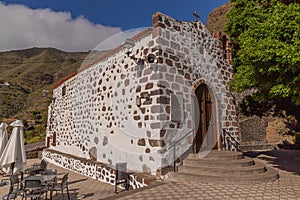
[1,149,300,199]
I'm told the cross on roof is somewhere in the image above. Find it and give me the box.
[193,11,200,22]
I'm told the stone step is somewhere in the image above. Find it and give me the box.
[168,166,279,184]
[188,151,244,160]
[178,162,266,176]
[167,150,279,185]
[183,157,254,168]
[239,144,278,152]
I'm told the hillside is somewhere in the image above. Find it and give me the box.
[206,2,232,33]
[205,1,300,34]
[0,47,89,143]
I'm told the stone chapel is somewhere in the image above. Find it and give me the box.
[43,12,238,186]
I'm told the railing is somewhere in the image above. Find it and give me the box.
[168,129,194,172]
[222,129,240,152]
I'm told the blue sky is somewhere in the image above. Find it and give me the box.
[0,0,229,51]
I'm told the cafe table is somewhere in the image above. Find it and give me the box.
[23,174,57,199]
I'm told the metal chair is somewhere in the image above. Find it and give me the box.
[50,173,70,200]
[27,159,48,176]
[42,169,58,199]
[2,175,22,200]
[22,179,45,200]
[42,169,57,187]
[42,169,57,176]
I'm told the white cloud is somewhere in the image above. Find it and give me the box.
[80,27,150,68]
[0,2,122,52]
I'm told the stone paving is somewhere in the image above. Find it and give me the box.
[0,159,116,200]
[115,150,300,200]
[115,170,300,200]
[0,150,300,199]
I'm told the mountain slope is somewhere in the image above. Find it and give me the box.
[0,47,89,143]
[206,2,232,33]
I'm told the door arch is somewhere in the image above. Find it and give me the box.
[193,84,216,152]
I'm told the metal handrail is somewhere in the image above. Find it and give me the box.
[222,129,240,152]
[168,129,194,150]
[168,129,194,172]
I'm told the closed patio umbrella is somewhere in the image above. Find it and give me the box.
[0,123,8,156]
[0,120,27,175]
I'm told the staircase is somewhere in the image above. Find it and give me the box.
[167,150,279,184]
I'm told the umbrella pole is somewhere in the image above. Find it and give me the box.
[10,162,15,175]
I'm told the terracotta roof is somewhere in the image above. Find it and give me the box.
[52,71,78,89]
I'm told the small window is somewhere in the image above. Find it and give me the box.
[62,86,66,96]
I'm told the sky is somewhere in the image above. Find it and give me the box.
[0,0,229,52]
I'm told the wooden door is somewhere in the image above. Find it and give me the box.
[194,84,212,152]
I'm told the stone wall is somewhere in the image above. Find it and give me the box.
[25,141,46,159]
[151,12,238,151]
[45,12,238,177]
[43,149,150,189]
[239,116,268,145]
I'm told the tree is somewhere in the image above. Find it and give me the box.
[225,0,300,105]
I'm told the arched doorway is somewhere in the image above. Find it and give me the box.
[193,84,216,152]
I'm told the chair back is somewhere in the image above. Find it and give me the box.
[40,159,48,170]
[24,179,42,191]
[9,175,20,193]
[61,173,69,189]
[9,175,19,185]
[43,169,57,175]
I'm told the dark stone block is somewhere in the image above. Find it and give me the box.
[150,122,161,129]
[160,130,166,137]
[157,96,170,104]
[149,139,165,147]
[170,55,179,62]
[157,114,169,120]
[185,73,191,80]
[136,85,141,93]
[145,83,153,90]
[150,73,163,80]
[151,105,163,113]
[138,138,146,146]
[173,25,181,31]
[141,91,149,98]
[143,99,152,105]
[166,59,173,66]
[140,77,148,83]
[152,12,163,27]
[150,89,164,96]
[134,115,141,120]
[94,137,99,144]
[159,22,166,28]
[164,19,171,27]
[89,147,97,161]
[143,68,152,76]
[140,107,146,114]
[157,81,169,88]
[145,148,151,153]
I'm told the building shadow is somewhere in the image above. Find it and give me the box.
[244,149,300,175]
[68,178,88,185]
[51,188,95,200]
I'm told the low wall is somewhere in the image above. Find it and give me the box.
[26,141,46,159]
[239,116,268,145]
[43,149,155,189]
